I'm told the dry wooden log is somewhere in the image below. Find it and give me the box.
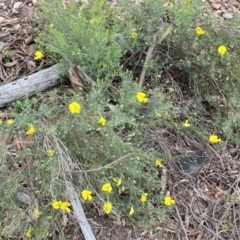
[0,65,60,108]
[66,183,96,240]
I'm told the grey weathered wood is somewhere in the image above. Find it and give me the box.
[66,183,96,240]
[0,65,60,108]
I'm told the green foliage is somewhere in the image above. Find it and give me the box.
[165,2,240,142]
[2,0,240,238]
[11,97,38,114]
[37,0,125,82]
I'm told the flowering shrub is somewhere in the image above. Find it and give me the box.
[1,0,240,238]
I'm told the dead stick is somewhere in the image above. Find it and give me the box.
[138,33,158,88]
[66,183,96,240]
[206,143,224,170]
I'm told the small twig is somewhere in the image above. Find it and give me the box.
[138,33,158,88]
[138,24,173,88]
[206,143,224,170]
[0,33,10,39]
[175,205,189,240]
[160,166,167,194]
[75,154,132,173]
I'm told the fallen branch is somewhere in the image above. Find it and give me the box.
[66,183,96,240]
[0,65,60,108]
[138,25,173,88]
[138,33,158,89]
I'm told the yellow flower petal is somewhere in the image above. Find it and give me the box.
[52,200,62,209]
[98,117,107,126]
[68,102,81,114]
[155,159,163,168]
[136,92,148,103]
[26,125,36,135]
[164,196,175,206]
[6,119,14,125]
[34,51,44,60]
[47,149,55,156]
[218,45,227,56]
[26,228,32,238]
[131,32,138,39]
[140,193,148,203]
[60,201,71,213]
[81,189,93,201]
[101,183,112,193]
[103,201,112,214]
[112,177,122,186]
[183,120,191,127]
[209,134,221,144]
[195,26,205,35]
[129,206,134,216]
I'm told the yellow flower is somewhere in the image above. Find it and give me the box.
[129,206,134,216]
[98,117,107,127]
[33,208,40,219]
[183,119,191,127]
[47,149,55,156]
[26,228,32,238]
[60,201,71,213]
[131,32,138,39]
[136,156,140,160]
[164,196,175,206]
[6,119,14,125]
[26,125,36,135]
[52,200,62,210]
[81,189,93,201]
[52,200,71,212]
[140,193,148,203]
[101,183,112,193]
[218,45,227,56]
[209,134,221,144]
[195,26,205,35]
[0,222,2,226]
[49,24,54,28]
[155,159,163,168]
[103,201,112,214]
[34,50,44,60]
[0,120,2,125]
[90,17,97,24]
[136,92,148,103]
[68,101,81,114]
[112,177,121,186]
[169,87,175,92]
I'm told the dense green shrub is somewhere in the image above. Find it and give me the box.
[1,0,240,238]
